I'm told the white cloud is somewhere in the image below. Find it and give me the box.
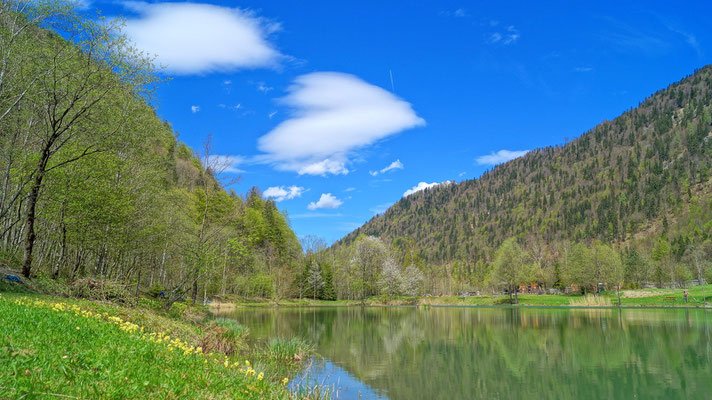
[298,159,349,176]
[403,181,452,197]
[256,72,425,176]
[268,111,277,119]
[489,25,519,45]
[344,187,356,192]
[369,159,404,176]
[263,185,305,202]
[206,155,245,173]
[191,105,200,113]
[308,193,343,210]
[476,149,529,165]
[123,2,282,75]
[458,171,467,177]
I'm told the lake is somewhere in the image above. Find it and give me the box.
[216,306,712,399]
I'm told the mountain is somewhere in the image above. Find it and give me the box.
[339,65,712,265]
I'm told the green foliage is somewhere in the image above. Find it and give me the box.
[0,2,302,303]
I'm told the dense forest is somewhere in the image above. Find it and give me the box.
[331,65,712,297]
[0,1,302,304]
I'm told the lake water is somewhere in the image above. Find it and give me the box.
[216,306,712,399]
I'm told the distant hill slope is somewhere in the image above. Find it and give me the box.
[340,65,712,264]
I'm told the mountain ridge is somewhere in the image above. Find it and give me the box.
[338,65,712,265]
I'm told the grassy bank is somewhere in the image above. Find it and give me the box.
[0,279,318,399]
[218,285,712,308]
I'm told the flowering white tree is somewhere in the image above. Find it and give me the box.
[401,265,424,296]
[379,258,402,300]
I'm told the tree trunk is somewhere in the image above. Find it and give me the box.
[191,278,198,305]
[52,207,67,279]
[135,268,141,297]
[22,157,47,278]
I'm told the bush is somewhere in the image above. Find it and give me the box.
[70,278,134,305]
[248,274,272,298]
[198,318,249,355]
[148,283,167,298]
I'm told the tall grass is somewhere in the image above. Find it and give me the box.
[569,294,612,307]
[264,337,314,363]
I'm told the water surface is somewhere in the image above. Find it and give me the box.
[217,306,712,399]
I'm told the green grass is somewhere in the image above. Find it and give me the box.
[0,293,300,399]
[221,285,712,308]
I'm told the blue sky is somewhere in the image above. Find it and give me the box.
[86,0,711,242]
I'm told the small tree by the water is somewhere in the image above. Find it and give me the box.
[489,238,532,304]
[307,260,324,300]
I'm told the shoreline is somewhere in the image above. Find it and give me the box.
[210,297,712,310]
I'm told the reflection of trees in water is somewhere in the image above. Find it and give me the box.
[222,307,712,400]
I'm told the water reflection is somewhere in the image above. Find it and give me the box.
[218,307,712,400]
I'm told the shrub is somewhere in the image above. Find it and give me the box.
[70,278,134,305]
[198,318,249,355]
[148,283,167,298]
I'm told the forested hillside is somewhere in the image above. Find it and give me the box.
[0,1,301,303]
[334,65,712,294]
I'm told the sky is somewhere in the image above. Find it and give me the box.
[82,0,712,243]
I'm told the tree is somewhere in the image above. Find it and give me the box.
[591,242,623,304]
[652,237,672,287]
[562,242,594,294]
[401,265,424,297]
[489,237,532,304]
[379,258,402,301]
[20,8,157,278]
[319,262,337,301]
[623,247,648,288]
[306,260,323,300]
[351,236,388,301]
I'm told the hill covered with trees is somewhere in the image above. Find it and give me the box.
[332,65,712,296]
[0,1,301,303]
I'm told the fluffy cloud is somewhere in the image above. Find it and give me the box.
[369,159,404,176]
[256,72,425,176]
[297,159,349,176]
[191,105,200,113]
[308,193,343,210]
[403,181,452,197]
[263,185,305,202]
[123,2,282,75]
[476,149,529,165]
